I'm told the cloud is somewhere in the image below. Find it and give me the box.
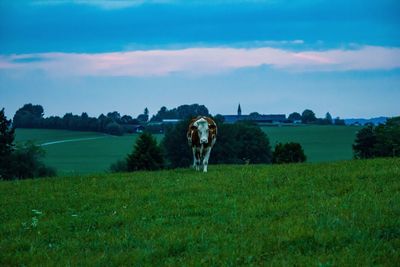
[1,46,399,77]
[31,0,165,9]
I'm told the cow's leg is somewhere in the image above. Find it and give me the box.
[192,147,197,169]
[202,147,212,173]
[195,149,201,171]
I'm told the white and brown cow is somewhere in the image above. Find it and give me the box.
[187,116,217,172]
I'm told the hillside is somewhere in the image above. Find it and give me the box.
[1,159,399,266]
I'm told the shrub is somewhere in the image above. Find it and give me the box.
[105,122,124,136]
[272,142,306,164]
[109,159,129,173]
[8,142,56,179]
[127,132,164,171]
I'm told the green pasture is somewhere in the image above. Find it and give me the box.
[15,126,361,174]
[15,129,163,175]
[263,125,361,162]
[1,158,399,265]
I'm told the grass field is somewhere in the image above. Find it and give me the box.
[1,158,399,265]
[15,129,163,175]
[262,125,361,162]
[15,126,361,175]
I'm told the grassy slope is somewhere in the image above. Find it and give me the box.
[263,125,361,162]
[1,158,399,266]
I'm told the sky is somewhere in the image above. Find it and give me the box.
[1,0,399,119]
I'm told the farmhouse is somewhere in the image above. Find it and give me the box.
[222,104,286,124]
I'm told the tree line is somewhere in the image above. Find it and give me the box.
[287,109,345,125]
[353,116,400,159]
[12,103,210,135]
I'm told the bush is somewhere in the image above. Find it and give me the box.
[105,122,124,136]
[126,132,164,171]
[109,159,129,173]
[272,142,306,164]
[8,142,56,180]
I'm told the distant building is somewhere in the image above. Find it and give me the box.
[162,119,182,124]
[122,124,145,133]
[222,104,286,124]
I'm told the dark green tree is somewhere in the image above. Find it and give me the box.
[288,112,302,122]
[9,142,56,179]
[137,108,150,123]
[272,142,306,164]
[334,117,346,125]
[12,104,44,128]
[0,108,15,179]
[105,122,124,136]
[353,117,400,159]
[325,112,333,124]
[162,118,193,168]
[353,125,377,159]
[127,132,164,171]
[301,109,317,124]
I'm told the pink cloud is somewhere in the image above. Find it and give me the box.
[1,46,399,76]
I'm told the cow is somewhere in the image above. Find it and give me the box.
[187,116,217,172]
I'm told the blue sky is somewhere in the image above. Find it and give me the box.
[1,0,399,119]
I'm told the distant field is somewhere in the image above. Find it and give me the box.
[1,158,399,265]
[263,125,361,162]
[15,126,361,174]
[15,129,163,175]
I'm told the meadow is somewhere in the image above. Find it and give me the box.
[1,158,399,265]
[15,126,361,175]
[263,125,361,162]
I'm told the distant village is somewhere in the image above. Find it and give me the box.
[11,103,386,136]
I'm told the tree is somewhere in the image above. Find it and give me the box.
[127,132,164,171]
[0,108,15,179]
[105,122,124,136]
[9,142,56,179]
[334,117,345,126]
[325,112,333,125]
[107,111,121,123]
[301,109,317,124]
[137,108,149,123]
[12,104,44,128]
[288,112,302,122]
[162,118,193,168]
[353,125,377,159]
[272,142,306,164]
[151,104,209,122]
[353,117,400,159]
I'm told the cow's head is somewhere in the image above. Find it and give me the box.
[192,118,209,144]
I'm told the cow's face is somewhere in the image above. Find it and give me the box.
[193,118,209,144]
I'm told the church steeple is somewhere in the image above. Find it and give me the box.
[237,103,242,116]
